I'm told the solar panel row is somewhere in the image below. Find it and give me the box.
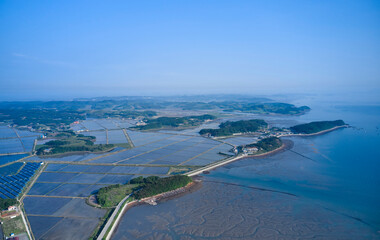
[0,162,42,199]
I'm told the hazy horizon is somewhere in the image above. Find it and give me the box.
[1,1,379,102]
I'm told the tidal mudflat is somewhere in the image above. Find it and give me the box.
[112,181,377,240]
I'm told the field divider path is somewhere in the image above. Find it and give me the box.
[32,138,37,153]
[25,195,88,199]
[19,204,32,240]
[27,213,96,219]
[94,120,107,130]
[113,135,195,164]
[12,128,26,152]
[81,148,128,163]
[0,154,31,168]
[33,181,107,185]
[0,135,40,140]
[178,142,226,166]
[79,122,88,131]
[0,152,30,156]
[23,160,179,168]
[145,139,209,164]
[41,172,81,196]
[122,129,134,148]
[123,130,180,148]
[20,162,48,240]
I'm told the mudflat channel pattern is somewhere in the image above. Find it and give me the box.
[8,119,235,240]
[112,182,377,240]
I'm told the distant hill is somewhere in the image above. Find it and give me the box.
[290,120,346,134]
[200,119,267,137]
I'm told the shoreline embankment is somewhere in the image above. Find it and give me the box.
[105,180,202,240]
[100,125,345,239]
[279,125,349,138]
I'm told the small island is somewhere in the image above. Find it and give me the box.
[95,175,193,207]
[199,119,267,137]
[289,120,347,135]
[237,137,283,155]
[36,131,115,156]
[132,114,216,130]
[221,102,310,115]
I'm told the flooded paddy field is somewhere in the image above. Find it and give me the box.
[24,196,106,240]
[17,115,277,239]
[221,136,258,146]
[0,153,29,165]
[21,126,236,239]
[0,126,40,154]
[0,162,25,175]
[71,118,136,132]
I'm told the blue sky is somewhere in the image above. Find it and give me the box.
[0,0,379,100]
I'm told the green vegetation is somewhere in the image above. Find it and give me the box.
[0,199,17,210]
[254,137,282,152]
[97,184,138,208]
[220,102,310,115]
[86,110,157,119]
[133,175,192,199]
[290,120,346,134]
[0,108,85,131]
[0,97,309,133]
[239,137,282,154]
[199,119,267,137]
[96,175,192,207]
[133,114,216,130]
[36,131,114,156]
[168,166,197,175]
[0,215,26,237]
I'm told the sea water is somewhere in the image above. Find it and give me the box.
[112,103,380,239]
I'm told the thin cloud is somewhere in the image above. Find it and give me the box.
[12,52,75,67]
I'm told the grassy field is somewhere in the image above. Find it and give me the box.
[36,132,114,156]
[168,166,196,175]
[97,184,139,208]
[114,142,132,149]
[1,215,27,237]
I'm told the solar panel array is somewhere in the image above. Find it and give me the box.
[0,162,42,199]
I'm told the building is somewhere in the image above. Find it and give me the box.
[7,206,16,211]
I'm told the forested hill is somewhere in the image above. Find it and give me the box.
[133,114,216,130]
[199,119,267,137]
[290,120,346,134]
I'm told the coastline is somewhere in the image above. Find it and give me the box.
[107,179,202,240]
[186,139,292,176]
[280,125,348,138]
[99,125,345,239]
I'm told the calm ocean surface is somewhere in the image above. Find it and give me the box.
[112,103,380,239]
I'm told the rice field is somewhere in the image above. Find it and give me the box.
[19,118,255,240]
[0,126,39,154]
[221,136,258,146]
[0,153,28,166]
[24,196,106,240]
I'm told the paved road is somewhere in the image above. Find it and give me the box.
[97,194,132,240]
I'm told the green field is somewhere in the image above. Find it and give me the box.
[1,215,27,237]
[36,131,114,156]
[96,184,139,208]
